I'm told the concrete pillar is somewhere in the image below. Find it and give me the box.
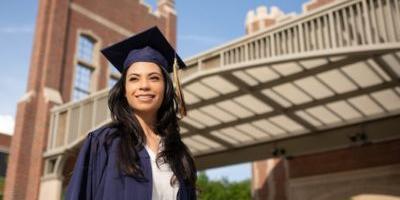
[252,158,288,200]
[38,175,63,200]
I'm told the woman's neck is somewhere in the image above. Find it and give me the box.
[134,113,157,137]
[135,113,160,152]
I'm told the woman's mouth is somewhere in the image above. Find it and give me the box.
[135,94,155,101]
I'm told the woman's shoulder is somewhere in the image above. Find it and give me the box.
[87,123,120,145]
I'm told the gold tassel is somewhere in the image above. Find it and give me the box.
[173,56,187,118]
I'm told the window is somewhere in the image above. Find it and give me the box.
[78,35,95,63]
[108,62,120,88]
[108,77,118,88]
[72,64,93,101]
[72,33,97,101]
[109,62,119,74]
[0,152,8,177]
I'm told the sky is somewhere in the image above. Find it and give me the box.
[0,0,308,181]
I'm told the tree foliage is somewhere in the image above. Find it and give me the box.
[196,172,251,200]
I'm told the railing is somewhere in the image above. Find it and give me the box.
[45,88,110,154]
[219,0,400,66]
[44,0,400,155]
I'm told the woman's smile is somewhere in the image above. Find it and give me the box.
[135,93,156,102]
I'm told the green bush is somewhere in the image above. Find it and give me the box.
[0,176,4,200]
[197,172,251,200]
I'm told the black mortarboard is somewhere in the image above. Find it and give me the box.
[101,26,187,117]
[101,26,186,73]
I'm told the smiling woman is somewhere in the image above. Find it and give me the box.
[65,26,197,200]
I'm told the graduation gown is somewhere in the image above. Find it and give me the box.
[65,126,196,200]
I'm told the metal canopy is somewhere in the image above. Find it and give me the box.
[179,51,400,169]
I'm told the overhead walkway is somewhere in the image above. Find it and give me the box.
[43,0,400,182]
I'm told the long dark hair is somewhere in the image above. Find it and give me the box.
[107,64,197,187]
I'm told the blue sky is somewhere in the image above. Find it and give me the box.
[0,0,308,181]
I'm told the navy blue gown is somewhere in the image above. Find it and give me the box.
[65,126,196,200]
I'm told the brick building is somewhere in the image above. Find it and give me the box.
[3,0,176,199]
[245,0,336,35]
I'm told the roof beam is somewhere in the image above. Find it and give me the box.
[187,55,367,110]
[222,72,316,131]
[195,115,400,170]
[292,80,400,111]
[372,55,400,81]
[183,80,399,141]
[179,122,235,148]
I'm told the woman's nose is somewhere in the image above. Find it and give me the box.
[138,79,150,90]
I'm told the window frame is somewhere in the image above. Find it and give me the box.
[71,30,101,101]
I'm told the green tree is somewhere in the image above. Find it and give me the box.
[196,172,251,200]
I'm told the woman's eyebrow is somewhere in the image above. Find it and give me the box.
[148,72,162,76]
[127,73,140,77]
[127,72,162,77]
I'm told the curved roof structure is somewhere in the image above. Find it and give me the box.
[44,0,400,170]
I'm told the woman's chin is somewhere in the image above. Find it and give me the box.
[133,106,158,115]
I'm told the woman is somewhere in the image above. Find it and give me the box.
[65,27,197,200]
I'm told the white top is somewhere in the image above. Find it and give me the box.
[145,143,179,200]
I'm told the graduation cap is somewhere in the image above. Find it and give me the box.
[101,26,187,117]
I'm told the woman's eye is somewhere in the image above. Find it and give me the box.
[129,77,138,81]
[150,76,160,81]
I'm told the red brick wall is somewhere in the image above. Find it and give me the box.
[250,21,260,34]
[252,160,269,200]
[4,0,176,199]
[246,0,337,35]
[62,1,176,101]
[0,134,11,149]
[252,139,400,200]
[252,159,288,200]
[289,139,400,179]
[246,18,276,35]
[4,95,38,200]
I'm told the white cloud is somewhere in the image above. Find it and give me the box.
[0,25,34,34]
[0,115,15,135]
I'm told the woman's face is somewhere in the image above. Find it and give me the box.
[125,62,165,116]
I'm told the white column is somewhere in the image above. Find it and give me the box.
[38,174,64,200]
